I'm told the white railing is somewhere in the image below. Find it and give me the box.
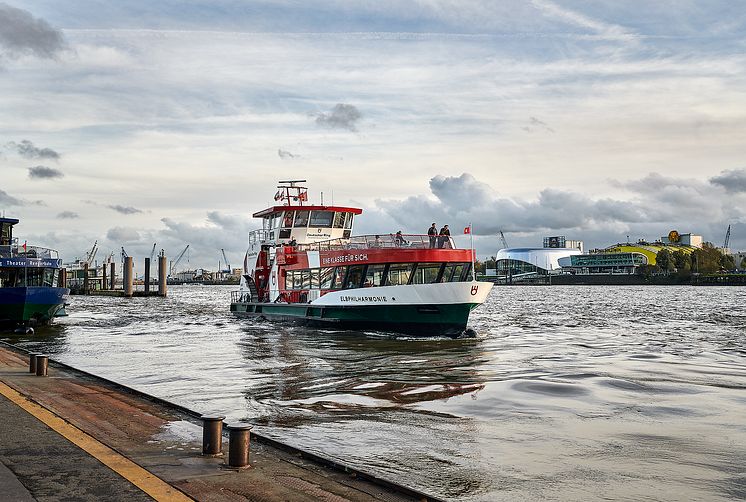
[0,244,59,260]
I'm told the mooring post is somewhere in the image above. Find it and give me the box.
[102,265,107,291]
[59,268,67,288]
[228,424,252,468]
[83,262,90,294]
[144,257,151,293]
[124,256,134,297]
[35,355,48,377]
[158,254,167,297]
[110,262,115,290]
[29,353,38,373]
[201,415,226,456]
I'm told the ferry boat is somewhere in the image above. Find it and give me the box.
[0,217,69,325]
[230,181,492,336]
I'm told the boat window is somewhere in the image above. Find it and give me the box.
[412,263,444,284]
[319,267,334,289]
[332,212,346,228]
[386,263,414,286]
[282,211,294,228]
[285,270,293,289]
[310,269,320,289]
[300,270,311,289]
[442,263,459,282]
[294,211,309,227]
[461,263,472,281]
[344,265,365,289]
[331,267,346,289]
[309,211,334,228]
[363,264,387,287]
[292,270,303,289]
[344,213,354,229]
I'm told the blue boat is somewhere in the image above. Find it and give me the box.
[0,217,69,326]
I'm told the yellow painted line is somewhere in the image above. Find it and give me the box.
[0,381,193,502]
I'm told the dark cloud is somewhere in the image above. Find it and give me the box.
[523,116,555,133]
[106,226,141,242]
[28,165,64,179]
[0,3,66,58]
[108,205,142,215]
[0,189,23,206]
[315,103,362,131]
[7,140,60,161]
[56,211,78,219]
[278,149,299,159]
[709,169,746,193]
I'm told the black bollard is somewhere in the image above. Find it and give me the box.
[35,355,49,376]
[227,424,253,468]
[29,353,38,373]
[201,415,225,456]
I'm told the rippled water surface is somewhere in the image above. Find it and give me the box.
[4,285,746,501]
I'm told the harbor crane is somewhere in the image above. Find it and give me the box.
[169,244,190,277]
[149,243,157,262]
[220,248,231,273]
[499,231,509,249]
[85,240,98,265]
[723,224,731,250]
[121,247,128,261]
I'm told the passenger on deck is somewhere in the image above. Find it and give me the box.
[395,231,407,247]
[438,225,450,248]
[372,235,382,247]
[428,223,437,248]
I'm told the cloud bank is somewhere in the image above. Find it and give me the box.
[28,165,64,179]
[315,104,362,131]
[0,3,66,58]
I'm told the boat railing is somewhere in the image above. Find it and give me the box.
[248,229,270,246]
[0,244,59,259]
[298,234,456,251]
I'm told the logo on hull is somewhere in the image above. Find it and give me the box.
[470,285,478,296]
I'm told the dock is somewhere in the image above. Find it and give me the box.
[0,344,437,502]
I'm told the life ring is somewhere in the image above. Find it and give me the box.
[271,271,276,286]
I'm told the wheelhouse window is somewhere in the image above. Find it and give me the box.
[333,212,346,228]
[412,263,443,284]
[294,211,309,227]
[364,264,387,287]
[282,211,294,228]
[344,213,354,229]
[309,210,334,228]
[386,263,414,286]
[344,265,365,289]
[442,263,466,282]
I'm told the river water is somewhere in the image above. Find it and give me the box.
[4,285,746,501]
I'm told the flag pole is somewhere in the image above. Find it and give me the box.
[470,222,476,281]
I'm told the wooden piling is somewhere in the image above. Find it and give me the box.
[110,263,115,290]
[158,255,167,297]
[83,263,90,294]
[124,257,134,297]
[144,257,150,293]
[59,268,67,289]
[102,264,107,291]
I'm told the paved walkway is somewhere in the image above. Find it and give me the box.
[0,347,425,502]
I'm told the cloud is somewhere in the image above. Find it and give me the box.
[106,226,141,242]
[709,169,746,193]
[108,204,142,215]
[522,116,555,133]
[28,165,64,179]
[0,3,66,58]
[0,189,23,206]
[315,104,362,131]
[278,149,299,159]
[6,140,61,161]
[56,211,79,219]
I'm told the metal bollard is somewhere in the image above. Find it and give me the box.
[35,355,49,377]
[227,424,253,468]
[201,415,225,456]
[29,353,39,373]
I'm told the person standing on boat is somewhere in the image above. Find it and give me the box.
[395,231,407,247]
[428,223,437,248]
[438,225,450,248]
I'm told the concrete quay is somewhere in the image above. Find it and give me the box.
[0,346,436,502]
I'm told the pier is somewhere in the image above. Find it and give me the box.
[0,343,437,502]
[65,254,169,298]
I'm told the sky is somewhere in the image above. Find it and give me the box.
[2,0,746,271]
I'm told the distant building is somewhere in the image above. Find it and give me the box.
[496,236,583,282]
[660,230,703,248]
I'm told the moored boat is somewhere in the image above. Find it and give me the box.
[0,217,69,326]
[230,181,492,336]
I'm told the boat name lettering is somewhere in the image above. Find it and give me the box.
[322,254,369,265]
[340,295,387,302]
[0,258,60,267]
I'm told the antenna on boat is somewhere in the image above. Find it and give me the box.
[275,180,308,206]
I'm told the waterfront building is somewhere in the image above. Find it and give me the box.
[496,236,583,283]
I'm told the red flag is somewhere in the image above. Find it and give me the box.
[22,240,27,251]
[299,191,308,201]
[463,226,471,234]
